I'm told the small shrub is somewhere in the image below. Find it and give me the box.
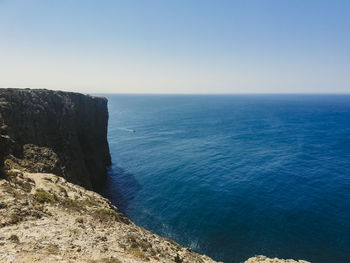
[8,234,19,243]
[75,217,84,224]
[93,208,119,221]
[94,208,130,225]
[47,243,59,254]
[9,213,22,225]
[34,189,55,204]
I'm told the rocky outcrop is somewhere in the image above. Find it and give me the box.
[0,88,111,190]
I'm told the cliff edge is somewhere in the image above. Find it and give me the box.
[0,88,111,190]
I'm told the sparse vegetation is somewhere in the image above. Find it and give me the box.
[59,197,84,212]
[94,208,119,221]
[126,233,152,251]
[47,243,60,254]
[84,197,99,207]
[164,237,180,247]
[92,207,130,225]
[57,196,101,213]
[75,217,84,224]
[88,258,122,263]
[127,248,148,260]
[34,189,55,203]
[8,234,19,243]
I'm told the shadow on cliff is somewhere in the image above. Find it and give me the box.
[98,165,141,214]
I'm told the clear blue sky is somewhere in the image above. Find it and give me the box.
[1,0,349,93]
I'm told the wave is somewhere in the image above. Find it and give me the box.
[116,128,136,133]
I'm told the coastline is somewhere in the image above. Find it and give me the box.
[0,88,309,263]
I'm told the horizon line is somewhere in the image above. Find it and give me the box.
[92,92,350,96]
[1,87,350,96]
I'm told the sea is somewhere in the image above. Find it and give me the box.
[99,94,350,263]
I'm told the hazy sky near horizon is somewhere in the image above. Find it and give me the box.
[1,0,350,94]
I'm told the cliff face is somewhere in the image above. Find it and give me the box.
[0,88,111,190]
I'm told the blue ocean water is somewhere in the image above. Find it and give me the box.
[101,95,350,263]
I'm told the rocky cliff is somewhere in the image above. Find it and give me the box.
[0,88,111,190]
[0,88,309,263]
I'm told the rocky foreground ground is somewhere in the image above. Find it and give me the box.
[0,169,310,263]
